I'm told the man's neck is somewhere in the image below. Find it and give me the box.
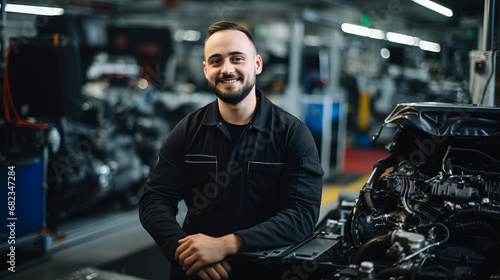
[218,90,258,125]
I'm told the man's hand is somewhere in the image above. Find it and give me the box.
[195,260,232,280]
[175,233,246,278]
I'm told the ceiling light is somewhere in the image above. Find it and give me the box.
[412,0,453,17]
[341,23,385,40]
[386,32,416,46]
[174,30,201,42]
[419,40,441,52]
[341,23,441,53]
[1,3,64,16]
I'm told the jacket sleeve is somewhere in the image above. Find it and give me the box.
[139,122,188,262]
[234,122,324,250]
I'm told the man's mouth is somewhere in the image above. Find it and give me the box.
[218,77,241,85]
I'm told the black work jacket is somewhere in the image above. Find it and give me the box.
[139,89,324,262]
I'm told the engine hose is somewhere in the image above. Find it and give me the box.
[362,184,376,215]
[349,156,395,247]
[439,206,500,226]
[361,156,395,215]
[438,207,500,242]
[452,221,499,240]
[375,265,418,279]
[415,223,450,244]
[434,223,450,244]
[350,231,392,264]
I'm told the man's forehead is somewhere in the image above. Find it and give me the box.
[206,29,248,43]
[204,30,255,58]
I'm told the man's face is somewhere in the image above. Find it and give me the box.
[203,30,263,105]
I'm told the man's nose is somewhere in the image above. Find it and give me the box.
[221,60,235,75]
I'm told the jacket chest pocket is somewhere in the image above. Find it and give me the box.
[185,154,219,208]
[245,161,284,210]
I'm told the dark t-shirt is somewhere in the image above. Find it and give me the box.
[223,120,248,144]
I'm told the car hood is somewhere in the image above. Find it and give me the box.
[383,102,500,137]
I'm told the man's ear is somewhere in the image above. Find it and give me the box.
[203,61,208,78]
[255,54,263,75]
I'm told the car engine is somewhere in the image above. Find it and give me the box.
[333,102,500,280]
[240,102,500,280]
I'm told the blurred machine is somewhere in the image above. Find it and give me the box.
[469,0,500,105]
[1,31,171,229]
[469,50,499,105]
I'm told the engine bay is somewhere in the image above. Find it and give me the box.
[240,103,500,280]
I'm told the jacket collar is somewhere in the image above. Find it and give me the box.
[201,88,272,133]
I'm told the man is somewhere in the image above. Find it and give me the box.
[139,21,323,280]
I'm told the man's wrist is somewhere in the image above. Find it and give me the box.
[223,233,247,255]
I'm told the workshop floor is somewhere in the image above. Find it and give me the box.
[3,147,386,280]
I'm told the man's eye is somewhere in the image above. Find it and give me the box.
[211,59,221,64]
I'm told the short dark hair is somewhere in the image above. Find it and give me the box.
[205,21,256,50]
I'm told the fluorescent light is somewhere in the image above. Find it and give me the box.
[412,0,453,17]
[368,29,385,40]
[419,40,441,52]
[174,30,201,42]
[341,22,441,53]
[386,32,416,46]
[1,4,64,16]
[341,23,385,40]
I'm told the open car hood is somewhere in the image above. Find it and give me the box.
[384,102,500,137]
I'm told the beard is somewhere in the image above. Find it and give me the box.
[208,74,255,105]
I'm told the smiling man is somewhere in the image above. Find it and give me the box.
[205,29,261,106]
[139,21,324,280]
